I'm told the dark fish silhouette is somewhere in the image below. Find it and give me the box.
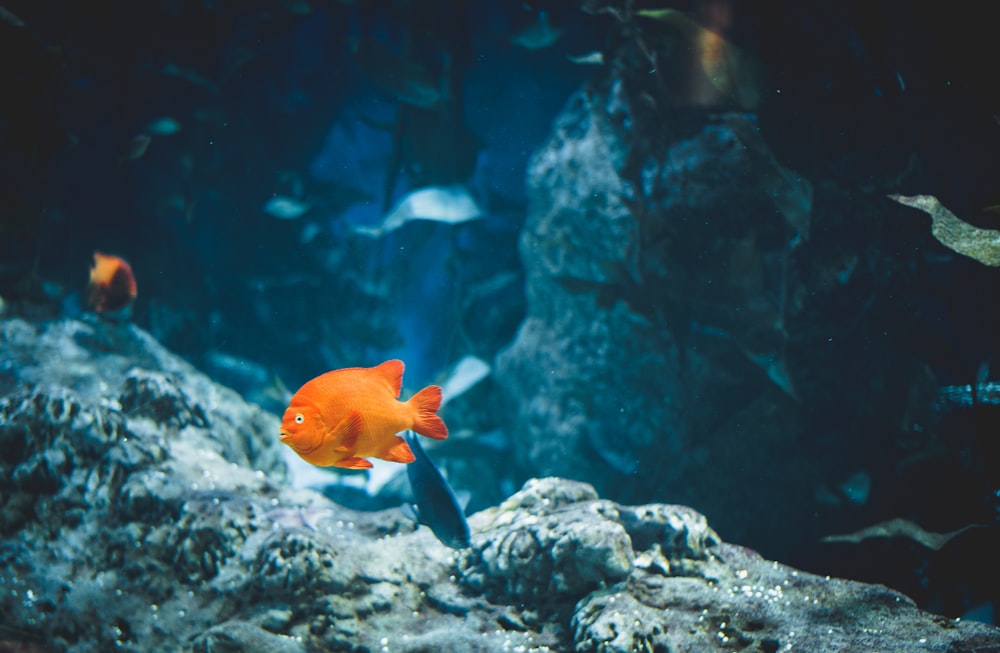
[403,430,471,549]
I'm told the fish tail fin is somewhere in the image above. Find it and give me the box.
[408,385,448,440]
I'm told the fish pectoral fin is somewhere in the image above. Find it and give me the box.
[382,437,415,464]
[326,411,363,452]
[333,456,373,469]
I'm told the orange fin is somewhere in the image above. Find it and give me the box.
[327,411,363,452]
[333,456,373,469]
[374,359,405,397]
[381,437,415,464]
[408,385,448,440]
[299,412,363,467]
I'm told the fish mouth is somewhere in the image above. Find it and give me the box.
[278,429,322,455]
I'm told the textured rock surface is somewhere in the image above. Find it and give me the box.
[460,478,634,613]
[2,317,998,652]
[494,24,927,560]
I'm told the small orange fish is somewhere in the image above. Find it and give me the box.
[279,359,448,469]
[88,251,137,313]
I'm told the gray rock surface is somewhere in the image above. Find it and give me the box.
[2,317,997,652]
[494,24,928,560]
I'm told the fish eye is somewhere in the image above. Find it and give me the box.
[295,414,304,424]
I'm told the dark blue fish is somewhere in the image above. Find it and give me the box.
[403,430,471,549]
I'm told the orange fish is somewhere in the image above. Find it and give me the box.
[279,359,448,469]
[88,251,137,313]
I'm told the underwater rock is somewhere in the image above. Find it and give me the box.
[571,546,968,653]
[461,478,633,611]
[495,24,925,559]
[190,619,308,653]
[1,316,997,652]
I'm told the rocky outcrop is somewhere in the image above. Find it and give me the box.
[2,317,996,652]
[494,26,927,559]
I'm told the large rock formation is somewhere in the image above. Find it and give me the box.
[495,19,927,560]
[2,317,996,652]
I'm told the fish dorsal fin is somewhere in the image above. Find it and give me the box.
[374,359,405,397]
[327,411,363,452]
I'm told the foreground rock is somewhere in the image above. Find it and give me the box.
[1,317,997,652]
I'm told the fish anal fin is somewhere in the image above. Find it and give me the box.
[408,385,448,440]
[374,359,405,397]
[333,456,373,469]
[400,503,422,524]
[382,437,415,464]
[454,489,471,513]
[327,411,363,452]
